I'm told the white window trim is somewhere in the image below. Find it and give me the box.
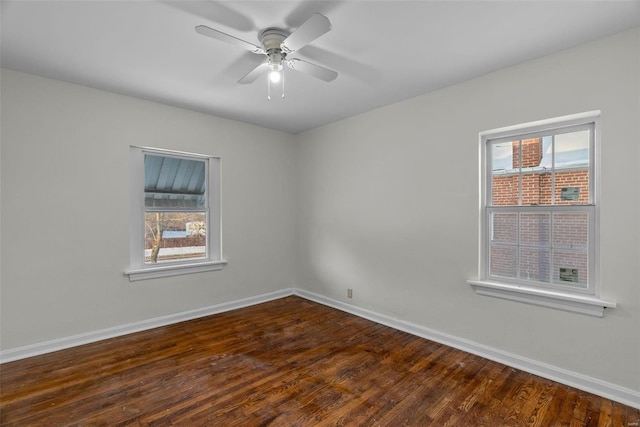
[125,260,227,282]
[468,111,616,316]
[125,146,227,281]
[467,280,615,317]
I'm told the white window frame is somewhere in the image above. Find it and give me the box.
[125,146,227,281]
[468,112,615,316]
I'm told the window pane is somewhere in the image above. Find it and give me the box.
[519,247,550,283]
[491,141,519,206]
[554,130,589,167]
[519,138,542,169]
[521,169,553,206]
[490,212,517,244]
[145,212,206,264]
[553,249,588,288]
[553,212,588,250]
[553,130,590,205]
[145,155,206,208]
[520,212,550,247]
[515,137,546,206]
[489,244,517,279]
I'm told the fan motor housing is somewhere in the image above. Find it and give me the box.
[259,28,289,51]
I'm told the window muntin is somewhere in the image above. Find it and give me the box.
[484,121,596,294]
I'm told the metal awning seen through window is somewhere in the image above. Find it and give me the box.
[144,154,206,209]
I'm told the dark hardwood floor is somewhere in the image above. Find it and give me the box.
[1,296,638,426]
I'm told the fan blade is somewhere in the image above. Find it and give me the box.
[195,25,264,54]
[281,13,331,53]
[286,58,338,82]
[238,62,268,84]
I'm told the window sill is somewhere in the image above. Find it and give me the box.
[467,280,616,317]
[125,259,228,282]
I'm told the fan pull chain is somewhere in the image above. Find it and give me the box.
[281,70,285,99]
[267,70,285,101]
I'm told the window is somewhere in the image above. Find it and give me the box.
[125,146,226,281]
[469,112,615,316]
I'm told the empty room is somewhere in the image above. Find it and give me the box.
[1,1,639,425]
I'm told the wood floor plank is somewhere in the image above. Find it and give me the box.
[1,296,638,426]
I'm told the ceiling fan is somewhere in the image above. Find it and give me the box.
[195,13,338,99]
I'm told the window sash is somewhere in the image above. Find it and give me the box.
[143,210,209,265]
[144,154,207,209]
[486,122,595,208]
[485,205,595,294]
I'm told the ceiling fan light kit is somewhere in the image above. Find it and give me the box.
[196,13,337,100]
[261,28,288,98]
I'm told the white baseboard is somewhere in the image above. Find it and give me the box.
[2,286,638,409]
[0,288,294,364]
[293,288,640,410]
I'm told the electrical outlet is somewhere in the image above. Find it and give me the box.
[347,289,353,299]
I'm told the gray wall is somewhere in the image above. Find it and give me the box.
[1,28,638,394]
[295,28,640,391]
[1,69,297,348]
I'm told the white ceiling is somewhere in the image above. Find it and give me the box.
[2,1,639,134]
